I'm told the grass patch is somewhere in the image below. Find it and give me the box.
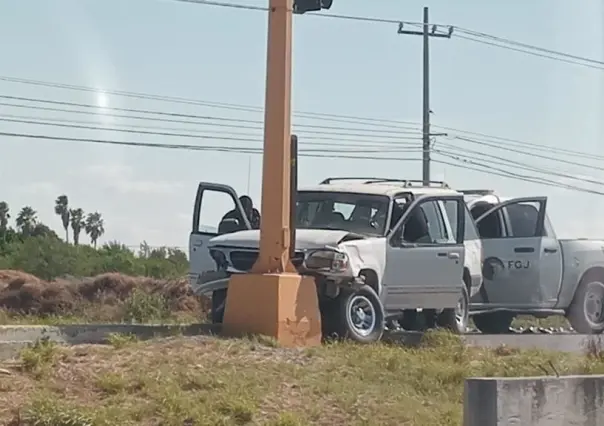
[2,331,604,425]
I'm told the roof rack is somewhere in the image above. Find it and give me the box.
[458,189,495,196]
[319,177,450,188]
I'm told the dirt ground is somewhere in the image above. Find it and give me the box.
[0,270,209,322]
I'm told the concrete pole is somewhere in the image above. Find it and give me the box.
[221,0,321,347]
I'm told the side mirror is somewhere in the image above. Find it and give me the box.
[218,218,241,235]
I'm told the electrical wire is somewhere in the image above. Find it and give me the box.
[3,129,604,197]
[0,114,422,148]
[450,136,604,173]
[0,75,421,129]
[3,76,603,164]
[0,94,421,136]
[173,0,604,70]
[454,26,604,67]
[0,130,426,158]
[432,152,604,196]
[435,145,604,187]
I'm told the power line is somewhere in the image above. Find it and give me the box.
[3,129,603,197]
[0,116,426,150]
[0,101,423,141]
[0,114,422,148]
[0,130,426,158]
[454,26,604,67]
[0,94,421,135]
[4,77,604,168]
[432,152,604,196]
[451,136,604,173]
[174,0,604,69]
[435,145,604,187]
[3,75,602,162]
[454,34,604,70]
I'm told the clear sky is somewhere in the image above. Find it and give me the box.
[0,0,602,249]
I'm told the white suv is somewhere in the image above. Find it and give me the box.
[189,178,483,342]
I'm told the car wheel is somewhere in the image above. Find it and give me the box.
[437,283,469,334]
[334,285,385,343]
[211,289,227,324]
[472,311,514,334]
[567,278,604,334]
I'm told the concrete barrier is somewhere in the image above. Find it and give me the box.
[464,375,604,426]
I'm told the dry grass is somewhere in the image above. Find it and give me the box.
[0,270,209,324]
[3,331,604,426]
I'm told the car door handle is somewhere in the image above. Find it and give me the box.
[438,252,459,259]
[514,247,535,253]
[544,248,558,254]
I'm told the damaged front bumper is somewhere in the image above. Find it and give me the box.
[190,247,363,297]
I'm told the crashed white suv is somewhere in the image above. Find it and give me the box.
[189,178,482,342]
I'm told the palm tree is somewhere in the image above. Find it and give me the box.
[85,211,105,248]
[70,208,85,246]
[15,206,37,236]
[54,195,70,243]
[0,201,10,234]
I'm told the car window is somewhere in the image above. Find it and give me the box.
[403,201,448,244]
[296,191,390,236]
[471,202,504,239]
[463,204,480,240]
[505,202,541,237]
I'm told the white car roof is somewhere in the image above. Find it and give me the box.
[300,183,462,198]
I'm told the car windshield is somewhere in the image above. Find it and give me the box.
[295,191,390,236]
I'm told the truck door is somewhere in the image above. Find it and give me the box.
[475,196,555,307]
[384,195,464,310]
[189,182,250,288]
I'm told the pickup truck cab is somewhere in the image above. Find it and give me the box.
[189,178,478,342]
[463,190,604,334]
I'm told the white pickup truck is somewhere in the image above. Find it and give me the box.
[188,178,484,342]
[463,190,604,334]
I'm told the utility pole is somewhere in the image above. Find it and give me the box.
[398,7,453,184]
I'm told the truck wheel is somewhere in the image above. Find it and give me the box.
[211,289,227,324]
[567,277,604,334]
[472,312,514,334]
[334,285,385,343]
[437,283,470,334]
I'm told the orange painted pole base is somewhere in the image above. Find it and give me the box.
[221,273,322,347]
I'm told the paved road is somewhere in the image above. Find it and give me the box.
[0,324,599,360]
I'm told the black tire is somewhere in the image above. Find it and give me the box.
[211,289,227,324]
[437,283,470,334]
[566,277,604,334]
[472,311,514,334]
[332,285,385,343]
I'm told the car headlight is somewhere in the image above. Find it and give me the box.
[303,249,349,272]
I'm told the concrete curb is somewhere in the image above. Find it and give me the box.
[0,323,219,345]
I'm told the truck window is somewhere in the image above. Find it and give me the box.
[504,202,540,238]
[463,204,480,240]
[471,202,503,239]
[442,200,458,240]
[198,190,236,234]
[419,200,449,243]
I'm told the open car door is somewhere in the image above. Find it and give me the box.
[474,196,558,308]
[189,182,250,289]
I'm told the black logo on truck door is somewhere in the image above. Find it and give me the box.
[483,256,531,280]
[508,260,530,270]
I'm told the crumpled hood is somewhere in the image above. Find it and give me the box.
[208,228,363,250]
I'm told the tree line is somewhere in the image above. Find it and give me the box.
[0,195,187,280]
[0,195,104,247]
